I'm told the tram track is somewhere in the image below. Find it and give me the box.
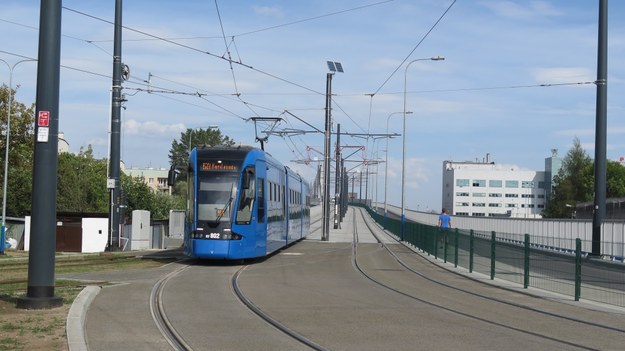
[146,208,623,350]
[231,265,329,351]
[350,207,625,350]
[150,258,327,350]
[150,264,193,351]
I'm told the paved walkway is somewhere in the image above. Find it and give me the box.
[65,206,625,350]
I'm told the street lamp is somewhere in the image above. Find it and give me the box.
[371,136,385,210]
[1,58,36,254]
[385,111,411,222]
[322,61,343,241]
[401,56,444,240]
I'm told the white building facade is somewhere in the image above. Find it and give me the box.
[441,161,547,218]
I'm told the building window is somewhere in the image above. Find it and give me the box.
[456,179,470,187]
[158,178,168,187]
[521,194,535,198]
[521,181,534,188]
[489,180,502,187]
[472,213,486,217]
[505,193,519,198]
[456,202,469,207]
[472,180,486,187]
[505,180,518,188]
[473,192,486,197]
[472,202,486,207]
[456,212,469,216]
[538,181,547,189]
[456,192,469,197]
[489,203,502,207]
[489,193,502,198]
[506,203,517,208]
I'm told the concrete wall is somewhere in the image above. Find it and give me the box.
[23,216,109,253]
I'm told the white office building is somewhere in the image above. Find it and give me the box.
[441,160,548,218]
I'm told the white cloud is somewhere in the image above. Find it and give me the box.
[252,6,284,18]
[479,1,563,20]
[123,119,186,136]
[554,128,595,137]
[530,67,594,84]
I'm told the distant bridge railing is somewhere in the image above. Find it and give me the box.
[353,203,625,308]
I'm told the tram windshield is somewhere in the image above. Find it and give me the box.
[197,172,238,222]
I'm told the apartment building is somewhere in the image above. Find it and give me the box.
[124,167,171,195]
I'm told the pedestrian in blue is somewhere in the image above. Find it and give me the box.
[437,208,451,248]
[438,208,451,229]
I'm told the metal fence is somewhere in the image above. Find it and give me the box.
[359,204,625,308]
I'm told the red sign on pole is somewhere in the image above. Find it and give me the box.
[38,111,50,127]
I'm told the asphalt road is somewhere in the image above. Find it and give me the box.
[62,207,625,350]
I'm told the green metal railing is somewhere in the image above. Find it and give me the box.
[355,203,625,308]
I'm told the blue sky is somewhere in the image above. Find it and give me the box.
[1,0,624,212]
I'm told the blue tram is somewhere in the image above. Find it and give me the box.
[177,145,310,259]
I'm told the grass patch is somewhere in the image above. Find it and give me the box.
[0,251,176,351]
[0,337,24,351]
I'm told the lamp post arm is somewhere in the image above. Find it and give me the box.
[1,58,37,254]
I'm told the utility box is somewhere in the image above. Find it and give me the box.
[167,210,185,248]
[130,210,150,250]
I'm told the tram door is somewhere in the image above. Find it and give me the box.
[255,160,267,254]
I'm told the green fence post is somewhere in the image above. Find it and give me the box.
[490,231,496,280]
[523,234,530,289]
[454,228,459,268]
[575,238,582,301]
[443,229,448,263]
[434,227,439,259]
[469,229,474,273]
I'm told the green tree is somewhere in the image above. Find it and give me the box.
[168,127,235,181]
[119,174,185,220]
[606,160,625,198]
[121,175,155,217]
[1,84,35,217]
[543,137,625,218]
[57,146,108,213]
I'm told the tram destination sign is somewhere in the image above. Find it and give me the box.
[201,161,238,172]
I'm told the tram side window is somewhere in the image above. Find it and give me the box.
[236,168,255,224]
[257,178,265,222]
[188,166,194,223]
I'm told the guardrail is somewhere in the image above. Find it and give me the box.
[354,203,625,308]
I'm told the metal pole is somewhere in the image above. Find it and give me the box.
[401,63,410,240]
[351,173,355,203]
[365,166,369,206]
[16,0,63,309]
[342,160,347,218]
[383,111,408,220]
[322,73,333,241]
[334,124,341,229]
[591,0,607,257]
[371,138,382,210]
[1,59,35,254]
[359,170,362,203]
[108,0,123,251]
[402,56,444,240]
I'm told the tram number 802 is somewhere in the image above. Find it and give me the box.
[209,233,221,239]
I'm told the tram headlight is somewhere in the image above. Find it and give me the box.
[222,232,242,240]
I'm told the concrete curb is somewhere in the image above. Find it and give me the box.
[67,285,101,351]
